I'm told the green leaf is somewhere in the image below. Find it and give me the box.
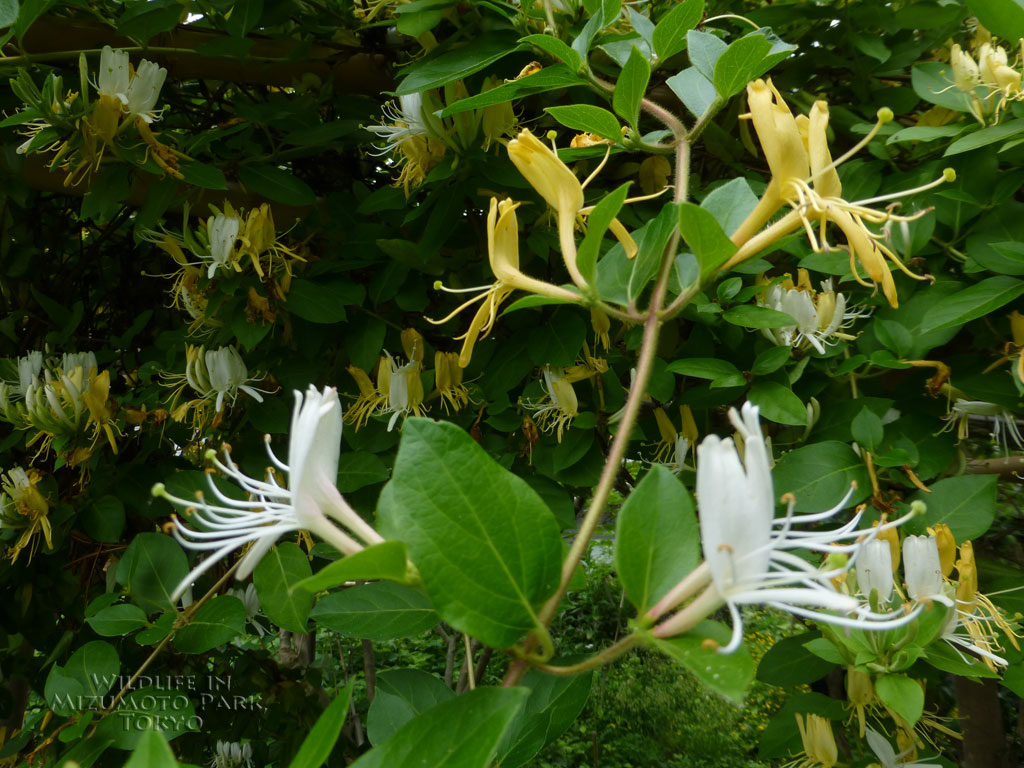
[115,533,189,613]
[876,674,924,727]
[712,34,772,98]
[924,641,1000,678]
[226,0,262,36]
[239,163,316,206]
[687,30,727,81]
[666,357,741,380]
[773,442,870,513]
[722,305,798,328]
[748,381,806,426]
[311,582,439,640]
[495,670,593,768]
[652,620,756,702]
[378,420,562,649]
[520,34,581,71]
[967,0,1024,46]
[922,277,1024,333]
[0,0,18,28]
[944,120,1024,155]
[613,46,651,126]
[179,161,228,190]
[295,542,409,592]
[117,5,181,43]
[911,62,973,112]
[124,729,179,768]
[678,202,736,278]
[173,595,246,654]
[577,182,630,282]
[337,452,390,493]
[367,670,455,746]
[666,67,718,120]
[352,687,528,768]
[65,640,119,695]
[616,466,699,613]
[286,278,364,323]
[652,0,704,61]
[441,65,588,116]
[544,105,622,142]
[751,346,790,375]
[287,682,353,768]
[756,633,834,686]
[851,407,883,451]
[253,543,314,633]
[887,125,966,145]
[86,604,149,637]
[396,33,519,95]
[79,494,125,543]
[903,475,997,542]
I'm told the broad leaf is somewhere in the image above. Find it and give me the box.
[652,620,756,702]
[367,670,455,746]
[378,419,562,649]
[295,541,409,593]
[311,582,438,640]
[287,682,354,768]
[173,595,247,654]
[253,542,314,633]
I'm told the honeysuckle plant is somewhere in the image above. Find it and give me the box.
[3,2,1024,768]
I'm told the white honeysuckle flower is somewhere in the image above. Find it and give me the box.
[758,278,865,354]
[856,539,894,603]
[942,398,1024,454]
[155,386,385,602]
[938,603,1008,668]
[17,351,44,396]
[365,93,429,153]
[382,352,427,431]
[205,213,241,278]
[210,740,253,768]
[59,351,98,376]
[902,535,948,603]
[124,59,167,122]
[653,402,919,650]
[97,46,131,101]
[202,346,266,412]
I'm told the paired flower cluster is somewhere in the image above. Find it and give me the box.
[950,32,1024,123]
[758,270,867,354]
[647,403,921,651]
[854,523,1020,671]
[792,713,939,768]
[0,467,52,563]
[730,79,954,308]
[143,200,304,334]
[0,350,119,465]
[366,82,515,194]
[11,46,174,185]
[162,345,270,427]
[155,386,386,601]
[345,328,468,432]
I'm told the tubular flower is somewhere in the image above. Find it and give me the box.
[211,740,253,768]
[902,535,947,602]
[365,92,449,195]
[383,352,428,431]
[940,539,1022,671]
[650,403,920,650]
[523,365,579,443]
[507,128,641,292]
[434,351,471,414]
[941,398,1024,454]
[759,271,867,354]
[155,386,385,602]
[344,364,385,430]
[730,80,954,307]
[427,197,580,368]
[846,666,875,738]
[791,713,838,768]
[0,468,53,563]
[928,523,956,577]
[856,539,895,605]
[952,39,1024,122]
[165,345,269,424]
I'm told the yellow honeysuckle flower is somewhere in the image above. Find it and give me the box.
[0,468,53,563]
[427,197,581,368]
[927,523,956,577]
[791,713,838,768]
[728,80,954,308]
[507,129,643,292]
[345,363,385,430]
[434,351,471,414]
[523,365,578,443]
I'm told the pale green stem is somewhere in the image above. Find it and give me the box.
[650,586,724,639]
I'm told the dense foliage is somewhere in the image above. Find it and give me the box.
[1,0,1023,766]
